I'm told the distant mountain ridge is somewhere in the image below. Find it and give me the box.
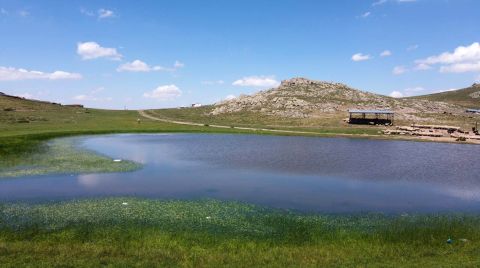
[410,83,480,108]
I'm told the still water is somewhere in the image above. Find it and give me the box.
[1,134,479,213]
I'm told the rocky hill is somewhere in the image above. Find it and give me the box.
[411,83,480,108]
[212,78,463,121]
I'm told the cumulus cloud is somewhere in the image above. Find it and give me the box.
[0,66,82,81]
[98,9,114,19]
[117,60,184,72]
[225,94,236,101]
[440,62,480,73]
[351,53,371,62]
[380,50,392,57]
[73,94,112,102]
[392,66,408,75]
[201,80,224,85]
[77,41,122,60]
[73,87,111,102]
[143,85,182,100]
[414,63,432,71]
[389,91,404,98]
[232,76,280,88]
[117,60,152,72]
[390,86,457,98]
[416,42,480,65]
[415,42,480,74]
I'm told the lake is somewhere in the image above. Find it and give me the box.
[1,134,479,213]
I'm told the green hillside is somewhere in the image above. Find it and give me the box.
[409,83,480,108]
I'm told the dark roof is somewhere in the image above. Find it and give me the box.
[348,109,394,114]
[466,109,480,112]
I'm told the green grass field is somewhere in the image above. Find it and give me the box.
[2,95,480,266]
[1,198,479,267]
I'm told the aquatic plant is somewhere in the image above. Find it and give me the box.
[0,137,141,178]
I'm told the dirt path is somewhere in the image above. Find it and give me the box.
[138,110,480,144]
[138,110,330,136]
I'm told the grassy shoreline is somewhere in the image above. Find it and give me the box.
[1,198,479,267]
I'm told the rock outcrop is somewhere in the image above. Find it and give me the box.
[212,77,463,120]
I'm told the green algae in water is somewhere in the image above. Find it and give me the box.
[0,137,141,178]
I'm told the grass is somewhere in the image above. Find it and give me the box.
[2,95,480,266]
[0,137,140,178]
[0,198,479,267]
[410,84,480,108]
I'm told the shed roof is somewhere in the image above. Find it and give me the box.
[348,109,394,114]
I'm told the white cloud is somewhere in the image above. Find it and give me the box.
[18,93,33,99]
[440,62,480,73]
[389,91,404,98]
[414,63,432,71]
[380,50,392,57]
[73,87,112,102]
[0,66,82,81]
[117,60,151,72]
[117,60,184,72]
[225,94,236,101]
[351,53,371,62]
[392,66,408,75]
[73,94,112,102]
[360,12,371,18]
[143,85,182,100]
[416,43,480,65]
[372,0,387,6]
[77,41,122,60]
[407,44,419,51]
[476,74,480,82]
[73,94,89,101]
[398,0,417,2]
[98,9,114,19]
[232,76,280,88]
[415,42,480,74]
[391,86,457,97]
[202,80,224,85]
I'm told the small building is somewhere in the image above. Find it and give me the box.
[348,109,394,125]
[65,104,84,108]
[191,103,202,108]
[466,109,480,114]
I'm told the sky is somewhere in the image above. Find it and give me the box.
[0,0,479,109]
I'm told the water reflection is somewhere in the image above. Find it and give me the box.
[0,134,479,213]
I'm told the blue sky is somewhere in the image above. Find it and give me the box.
[0,0,479,109]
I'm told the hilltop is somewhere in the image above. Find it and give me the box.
[0,92,85,124]
[211,78,464,123]
[410,83,480,108]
